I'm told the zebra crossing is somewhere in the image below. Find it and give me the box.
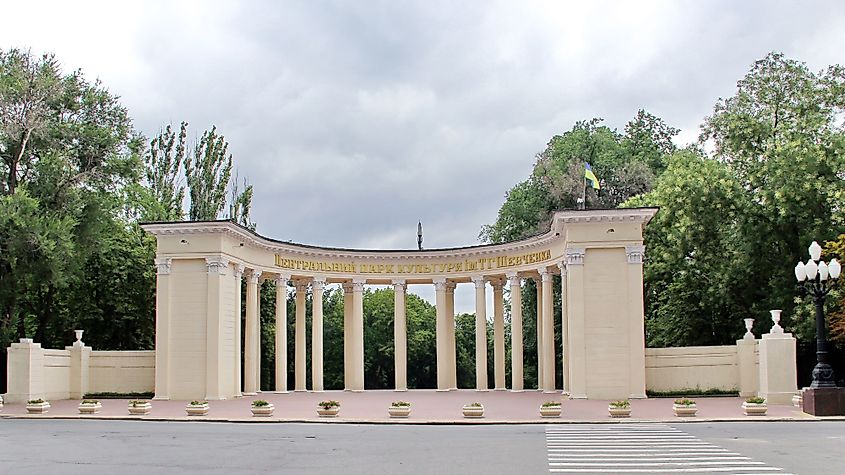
[545,424,789,474]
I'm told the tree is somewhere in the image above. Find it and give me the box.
[701,52,845,331]
[185,126,232,221]
[141,122,187,221]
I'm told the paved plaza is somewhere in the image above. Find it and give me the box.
[0,390,810,423]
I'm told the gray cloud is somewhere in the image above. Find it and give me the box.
[3,0,844,311]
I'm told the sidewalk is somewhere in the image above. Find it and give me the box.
[0,390,829,423]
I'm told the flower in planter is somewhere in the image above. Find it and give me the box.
[81,399,99,405]
[609,400,630,409]
[318,400,340,410]
[745,396,766,405]
[541,401,562,408]
[27,399,46,405]
[674,398,696,406]
[390,401,411,407]
[189,400,208,406]
[252,400,271,407]
[466,402,483,408]
[128,400,148,407]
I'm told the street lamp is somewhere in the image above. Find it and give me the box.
[794,240,841,388]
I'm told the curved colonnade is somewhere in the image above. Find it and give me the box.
[142,207,657,401]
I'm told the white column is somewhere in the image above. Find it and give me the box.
[540,267,555,393]
[472,276,488,391]
[342,282,353,390]
[153,257,172,400]
[492,278,506,390]
[233,265,244,398]
[557,263,569,394]
[433,277,449,391]
[350,278,365,391]
[393,279,408,391]
[626,245,647,398]
[507,272,523,392]
[205,256,229,400]
[274,274,289,393]
[244,270,261,395]
[311,276,325,392]
[445,282,458,390]
[535,277,544,390]
[565,248,587,398]
[294,280,307,391]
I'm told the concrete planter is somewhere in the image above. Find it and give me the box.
[540,405,562,418]
[388,406,411,418]
[462,405,484,418]
[186,403,209,416]
[317,407,340,418]
[26,401,50,414]
[792,394,802,408]
[251,404,275,417]
[78,402,102,414]
[742,402,768,416]
[128,402,151,415]
[673,404,698,417]
[608,406,631,418]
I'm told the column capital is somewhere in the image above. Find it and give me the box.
[351,278,365,292]
[506,272,521,287]
[557,261,567,275]
[234,264,246,279]
[471,275,486,288]
[433,277,447,291]
[206,256,229,275]
[154,257,172,275]
[342,282,353,293]
[275,273,291,285]
[293,279,308,292]
[246,269,262,284]
[537,266,553,282]
[626,244,645,264]
[312,276,326,290]
[391,279,406,289]
[565,247,585,266]
[489,277,505,290]
[445,281,457,293]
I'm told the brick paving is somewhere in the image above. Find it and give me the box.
[0,390,812,423]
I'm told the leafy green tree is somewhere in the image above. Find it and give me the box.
[185,126,232,220]
[141,122,187,221]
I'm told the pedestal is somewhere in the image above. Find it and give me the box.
[803,387,845,416]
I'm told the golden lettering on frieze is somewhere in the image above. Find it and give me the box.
[274,249,551,274]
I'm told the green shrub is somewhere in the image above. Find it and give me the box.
[27,399,45,404]
[391,401,411,407]
[189,400,208,406]
[541,401,562,407]
[128,400,148,407]
[319,400,340,409]
[81,400,99,405]
[674,398,696,406]
[745,396,766,404]
[252,400,270,407]
[609,400,630,408]
[465,402,483,408]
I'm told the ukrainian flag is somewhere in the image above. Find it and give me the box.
[585,162,600,190]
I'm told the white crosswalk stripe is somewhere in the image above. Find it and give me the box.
[545,424,790,474]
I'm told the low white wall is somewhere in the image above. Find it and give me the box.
[89,351,155,394]
[645,346,741,392]
[42,349,71,400]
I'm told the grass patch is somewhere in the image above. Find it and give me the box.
[84,392,155,399]
[647,388,738,398]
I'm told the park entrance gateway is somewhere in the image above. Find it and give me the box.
[141,208,657,401]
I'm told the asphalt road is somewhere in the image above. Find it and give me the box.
[0,420,842,474]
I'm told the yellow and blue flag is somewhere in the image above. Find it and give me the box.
[585,162,600,190]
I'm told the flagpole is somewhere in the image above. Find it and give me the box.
[581,176,587,210]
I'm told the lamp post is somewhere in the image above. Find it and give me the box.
[794,241,841,388]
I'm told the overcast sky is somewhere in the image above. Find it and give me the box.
[3,1,844,310]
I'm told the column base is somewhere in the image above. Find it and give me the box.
[448,387,458,391]
[394,388,408,392]
[803,387,845,416]
[542,390,558,394]
[476,388,489,392]
[510,389,524,393]
[494,387,507,391]
[243,392,258,396]
[436,388,450,392]
[273,390,289,394]
[152,396,170,401]
[294,389,307,392]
